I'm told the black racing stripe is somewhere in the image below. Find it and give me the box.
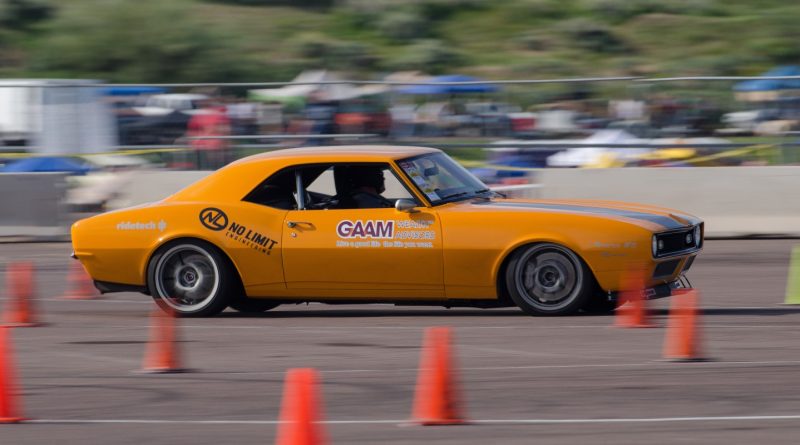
[484,202,685,230]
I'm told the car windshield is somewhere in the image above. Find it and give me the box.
[397,152,492,205]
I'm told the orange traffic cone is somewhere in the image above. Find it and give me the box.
[62,261,98,300]
[275,368,327,445]
[0,326,25,423]
[614,270,654,328]
[140,306,185,373]
[4,262,41,327]
[663,289,707,362]
[411,327,467,425]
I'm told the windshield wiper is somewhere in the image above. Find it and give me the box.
[438,191,471,200]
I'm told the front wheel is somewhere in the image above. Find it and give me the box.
[504,243,593,316]
[147,240,234,317]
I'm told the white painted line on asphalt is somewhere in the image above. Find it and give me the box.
[192,359,800,377]
[26,414,800,425]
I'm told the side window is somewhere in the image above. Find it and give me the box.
[244,163,418,211]
[331,163,416,210]
[243,168,297,210]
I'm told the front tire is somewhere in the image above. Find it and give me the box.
[147,239,234,317]
[504,243,593,316]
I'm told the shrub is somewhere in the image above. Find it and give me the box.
[29,0,255,82]
[377,10,430,41]
[386,39,464,74]
[559,19,630,54]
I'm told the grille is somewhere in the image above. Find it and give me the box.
[654,226,699,258]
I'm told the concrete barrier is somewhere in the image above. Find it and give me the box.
[536,167,800,237]
[57,166,800,239]
[0,173,68,239]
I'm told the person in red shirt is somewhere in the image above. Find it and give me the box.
[187,103,232,170]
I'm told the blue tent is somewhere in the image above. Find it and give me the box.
[398,74,499,95]
[103,86,167,96]
[734,66,800,92]
[2,156,94,175]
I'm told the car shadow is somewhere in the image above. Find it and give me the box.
[217,307,527,318]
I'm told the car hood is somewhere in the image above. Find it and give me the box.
[460,198,701,231]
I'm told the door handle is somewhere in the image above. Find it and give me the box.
[287,221,313,228]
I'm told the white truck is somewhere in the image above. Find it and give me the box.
[0,79,117,154]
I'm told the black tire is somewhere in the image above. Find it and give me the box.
[147,239,235,317]
[228,297,280,313]
[504,243,593,316]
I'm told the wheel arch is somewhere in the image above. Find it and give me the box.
[143,235,245,296]
[493,237,600,303]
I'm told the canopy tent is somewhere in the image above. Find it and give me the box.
[103,86,167,96]
[397,74,499,95]
[2,156,94,175]
[249,70,387,108]
[734,66,800,101]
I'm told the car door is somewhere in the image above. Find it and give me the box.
[281,163,444,298]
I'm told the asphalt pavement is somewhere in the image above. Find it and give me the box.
[0,240,799,444]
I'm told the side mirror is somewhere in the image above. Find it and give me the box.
[395,198,418,213]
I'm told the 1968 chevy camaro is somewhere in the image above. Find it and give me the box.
[71,145,703,317]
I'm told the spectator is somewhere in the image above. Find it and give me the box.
[186,101,232,170]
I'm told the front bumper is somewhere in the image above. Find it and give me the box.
[609,278,687,303]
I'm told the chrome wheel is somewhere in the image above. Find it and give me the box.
[506,243,590,315]
[154,244,220,313]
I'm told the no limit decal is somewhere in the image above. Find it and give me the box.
[198,208,278,255]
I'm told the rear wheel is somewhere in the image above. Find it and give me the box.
[147,240,233,317]
[504,243,593,316]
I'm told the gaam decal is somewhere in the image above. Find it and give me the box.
[336,220,394,239]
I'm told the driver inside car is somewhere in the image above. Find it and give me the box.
[345,166,394,209]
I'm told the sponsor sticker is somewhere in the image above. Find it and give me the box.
[198,208,278,255]
[335,218,435,249]
[116,220,167,232]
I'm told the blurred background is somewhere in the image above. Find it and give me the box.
[1,0,800,237]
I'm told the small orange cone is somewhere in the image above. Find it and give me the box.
[140,306,186,373]
[411,327,466,425]
[275,368,327,445]
[62,262,98,300]
[663,289,707,362]
[4,262,41,327]
[614,270,654,328]
[0,326,25,423]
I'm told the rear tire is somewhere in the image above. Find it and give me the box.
[504,243,593,316]
[147,239,234,317]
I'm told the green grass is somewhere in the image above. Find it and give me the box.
[4,0,800,83]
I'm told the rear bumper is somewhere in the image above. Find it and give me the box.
[94,280,149,295]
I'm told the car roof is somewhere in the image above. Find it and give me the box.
[235,145,442,165]
[167,145,442,204]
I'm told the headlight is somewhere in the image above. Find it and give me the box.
[652,235,658,257]
[693,225,701,247]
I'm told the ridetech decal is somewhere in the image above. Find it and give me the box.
[336,220,394,239]
[198,208,278,255]
[116,220,167,232]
